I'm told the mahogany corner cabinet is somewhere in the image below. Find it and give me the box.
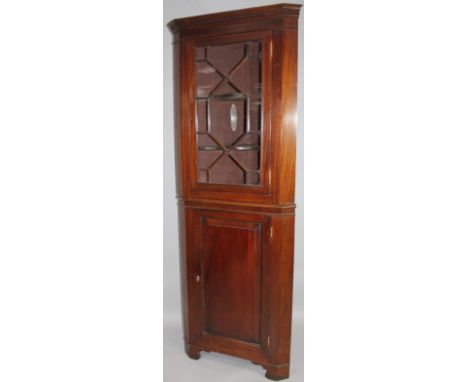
[168,4,302,380]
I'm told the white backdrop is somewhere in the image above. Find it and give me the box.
[0,1,161,381]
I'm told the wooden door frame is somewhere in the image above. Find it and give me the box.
[189,208,272,365]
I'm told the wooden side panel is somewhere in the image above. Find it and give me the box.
[172,41,182,196]
[177,204,188,340]
[271,28,299,205]
[267,214,295,366]
[177,39,195,198]
[178,206,203,345]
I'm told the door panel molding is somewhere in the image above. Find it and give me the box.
[192,209,271,353]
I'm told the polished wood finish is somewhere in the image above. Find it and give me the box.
[199,215,262,343]
[169,4,301,380]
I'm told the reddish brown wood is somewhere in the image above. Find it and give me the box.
[184,343,202,360]
[168,3,302,40]
[169,3,301,381]
[179,197,295,215]
[265,364,291,381]
[200,216,261,343]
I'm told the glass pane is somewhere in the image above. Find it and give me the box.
[195,40,262,186]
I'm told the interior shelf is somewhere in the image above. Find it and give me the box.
[198,145,260,151]
[197,93,248,101]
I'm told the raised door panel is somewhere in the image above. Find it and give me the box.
[202,217,260,342]
[192,209,271,361]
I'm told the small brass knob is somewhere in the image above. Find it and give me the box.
[196,275,200,282]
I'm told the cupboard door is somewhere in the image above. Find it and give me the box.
[195,40,262,187]
[189,31,272,198]
[193,210,270,358]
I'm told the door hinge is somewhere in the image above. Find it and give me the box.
[270,226,273,241]
[267,336,271,347]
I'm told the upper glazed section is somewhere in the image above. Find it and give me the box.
[167,3,302,38]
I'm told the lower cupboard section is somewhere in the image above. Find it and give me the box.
[178,205,295,380]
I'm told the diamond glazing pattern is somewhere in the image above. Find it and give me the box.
[195,41,262,186]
